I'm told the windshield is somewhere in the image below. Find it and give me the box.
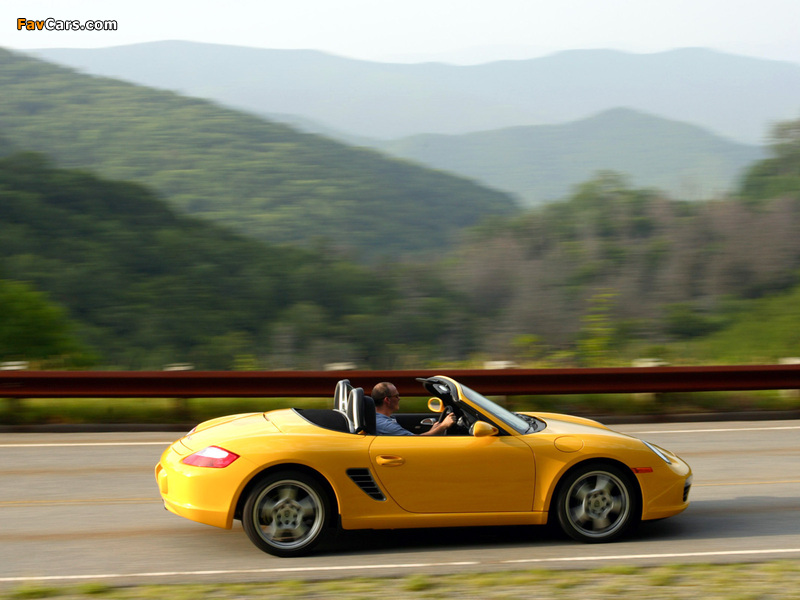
[458,383,532,434]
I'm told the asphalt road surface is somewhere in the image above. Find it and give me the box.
[1,419,799,588]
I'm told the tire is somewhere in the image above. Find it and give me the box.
[242,471,331,557]
[555,463,640,543]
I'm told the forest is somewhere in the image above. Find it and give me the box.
[0,151,483,369]
[1,116,799,370]
[1,46,800,370]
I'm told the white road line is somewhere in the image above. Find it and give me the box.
[694,479,800,487]
[0,442,172,448]
[0,561,479,584]
[504,547,800,564]
[2,549,800,585]
[629,425,800,435]
[0,497,160,507]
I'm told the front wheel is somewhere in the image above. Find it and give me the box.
[242,471,331,557]
[555,463,639,543]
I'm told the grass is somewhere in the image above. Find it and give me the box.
[2,561,800,599]
[0,396,330,426]
[2,389,797,428]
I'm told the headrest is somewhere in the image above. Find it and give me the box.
[349,388,376,435]
[334,379,352,413]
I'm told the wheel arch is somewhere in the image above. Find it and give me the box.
[234,463,340,523]
[545,457,643,524]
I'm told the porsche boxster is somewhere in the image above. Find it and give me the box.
[155,376,692,557]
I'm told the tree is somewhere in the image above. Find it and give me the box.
[576,290,618,366]
[662,303,723,340]
[0,279,93,365]
[512,334,545,364]
[740,118,800,201]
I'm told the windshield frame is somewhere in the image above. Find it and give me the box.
[456,382,532,435]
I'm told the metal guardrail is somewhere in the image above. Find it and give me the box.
[1,365,800,398]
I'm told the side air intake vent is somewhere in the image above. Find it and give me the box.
[347,468,385,501]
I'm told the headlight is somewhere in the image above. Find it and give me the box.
[643,440,672,464]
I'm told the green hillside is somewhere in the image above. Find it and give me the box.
[449,118,800,365]
[444,164,800,364]
[2,45,799,373]
[0,48,517,260]
[0,152,474,369]
[379,109,764,205]
[4,149,800,372]
[678,285,800,364]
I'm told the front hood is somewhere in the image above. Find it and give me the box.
[521,411,643,457]
[521,411,628,437]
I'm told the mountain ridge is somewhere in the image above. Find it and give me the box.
[27,42,800,143]
[375,108,765,205]
[0,48,517,259]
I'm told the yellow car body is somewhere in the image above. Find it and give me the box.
[156,376,691,556]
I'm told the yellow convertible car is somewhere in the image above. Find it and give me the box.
[155,376,691,557]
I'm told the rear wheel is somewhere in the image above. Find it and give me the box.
[242,471,331,557]
[555,463,639,543]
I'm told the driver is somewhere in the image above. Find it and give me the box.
[372,382,456,436]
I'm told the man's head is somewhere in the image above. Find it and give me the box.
[372,381,400,413]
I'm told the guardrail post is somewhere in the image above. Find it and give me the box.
[164,364,194,421]
[1,362,29,424]
[2,397,24,424]
[779,358,800,401]
[631,358,668,412]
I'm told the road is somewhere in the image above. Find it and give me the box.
[1,420,799,587]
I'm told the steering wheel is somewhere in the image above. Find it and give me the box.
[437,405,453,425]
[436,405,460,435]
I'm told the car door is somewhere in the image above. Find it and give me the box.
[368,433,535,513]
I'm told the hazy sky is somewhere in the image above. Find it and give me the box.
[5,0,800,65]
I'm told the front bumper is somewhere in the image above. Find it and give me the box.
[639,454,693,521]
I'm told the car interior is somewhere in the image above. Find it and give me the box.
[295,379,377,435]
[296,378,479,435]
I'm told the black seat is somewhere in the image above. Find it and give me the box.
[347,388,377,435]
[359,394,377,435]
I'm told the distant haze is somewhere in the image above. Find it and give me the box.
[29,43,800,145]
[4,0,800,66]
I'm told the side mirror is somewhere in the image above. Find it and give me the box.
[471,421,499,437]
[427,397,444,413]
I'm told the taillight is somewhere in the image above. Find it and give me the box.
[182,446,239,468]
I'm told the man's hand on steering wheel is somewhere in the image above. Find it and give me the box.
[431,406,456,435]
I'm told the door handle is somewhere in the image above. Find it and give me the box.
[376,455,405,467]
